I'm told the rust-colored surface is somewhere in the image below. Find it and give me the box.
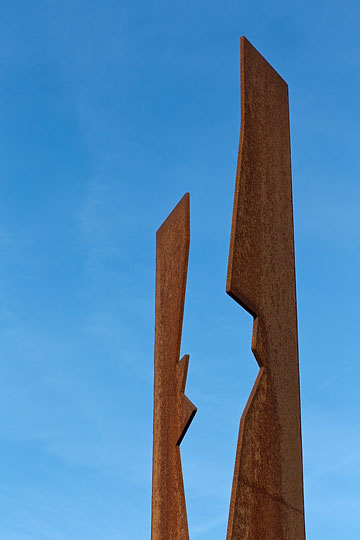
[226,37,306,539]
[151,193,197,540]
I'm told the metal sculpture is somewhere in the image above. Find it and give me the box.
[225,36,306,539]
[151,192,197,540]
[151,36,305,540]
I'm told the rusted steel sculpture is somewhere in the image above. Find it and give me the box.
[151,192,197,540]
[226,37,306,539]
[151,36,305,540]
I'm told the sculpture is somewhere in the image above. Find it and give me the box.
[151,193,196,540]
[151,36,306,540]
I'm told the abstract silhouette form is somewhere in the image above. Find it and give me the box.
[151,37,306,540]
[226,37,306,539]
[151,193,197,540]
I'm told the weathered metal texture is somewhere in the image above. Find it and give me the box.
[152,192,197,540]
[226,37,306,539]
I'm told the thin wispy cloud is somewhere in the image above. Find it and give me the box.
[0,1,358,539]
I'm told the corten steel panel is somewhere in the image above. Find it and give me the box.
[152,193,197,540]
[226,38,306,539]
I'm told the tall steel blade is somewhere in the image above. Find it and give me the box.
[226,37,306,540]
[152,193,197,540]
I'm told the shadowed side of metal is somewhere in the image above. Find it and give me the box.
[226,37,306,539]
[152,193,197,540]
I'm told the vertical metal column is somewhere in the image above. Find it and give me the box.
[152,193,197,540]
[226,37,306,540]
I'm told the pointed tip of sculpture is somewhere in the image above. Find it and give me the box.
[156,192,190,237]
[239,35,288,87]
[177,396,197,446]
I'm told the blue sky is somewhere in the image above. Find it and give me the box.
[0,0,359,538]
